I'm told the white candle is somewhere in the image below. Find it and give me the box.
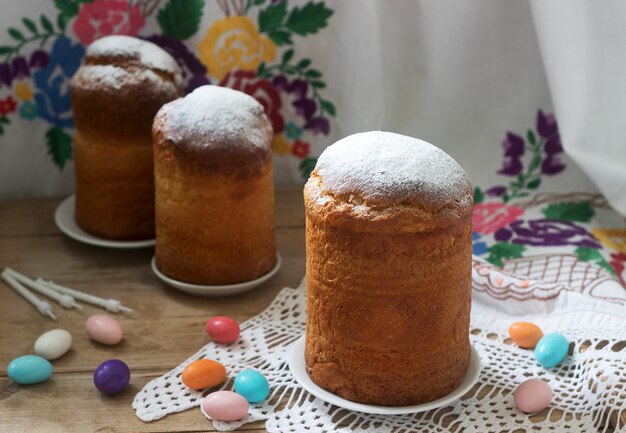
[1,270,56,320]
[38,279,133,314]
[5,268,82,310]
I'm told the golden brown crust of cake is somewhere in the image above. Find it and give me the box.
[304,174,472,234]
[74,132,156,240]
[70,36,183,240]
[304,133,473,406]
[153,86,276,285]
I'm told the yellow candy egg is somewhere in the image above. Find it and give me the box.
[509,322,544,349]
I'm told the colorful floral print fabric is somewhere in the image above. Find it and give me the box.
[472,110,626,287]
[0,0,334,176]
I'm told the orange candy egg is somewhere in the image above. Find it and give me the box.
[182,359,227,390]
[509,322,544,349]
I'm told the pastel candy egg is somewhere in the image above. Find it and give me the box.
[509,322,543,349]
[8,355,52,385]
[234,369,270,403]
[535,333,569,368]
[202,391,249,421]
[182,359,227,390]
[34,329,73,360]
[94,359,130,395]
[85,314,123,345]
[205,316,240,344]
[514,379,553,413]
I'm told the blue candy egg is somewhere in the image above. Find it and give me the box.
[7,354,53,384]
[234,369,270,403]
[535,333,569,368]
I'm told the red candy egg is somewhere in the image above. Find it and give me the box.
[206,316,240,344]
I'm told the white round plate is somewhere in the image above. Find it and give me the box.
[288,335,481,415]
[54,195,155,249]
[151,253,281,297]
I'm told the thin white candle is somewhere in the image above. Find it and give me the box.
[1,270,56,320]
[5,268,82,310]
[38,279,133,314]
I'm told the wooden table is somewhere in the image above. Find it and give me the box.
[0,187,306,433]
[2,188,623,433]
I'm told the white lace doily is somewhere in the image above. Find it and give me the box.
[133,256,626,433]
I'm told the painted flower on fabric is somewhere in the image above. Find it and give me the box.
[273,75,308,98]
[494,219,602,248]
[272,133,291,155]
[272,75,331,135]
[73,0,145,45]
[285,121,303,140]
[536,109,565,175]
[485,186,507,197]
[292,140,310,159]
[19,101,38,120]
[34,36,85,128]
[609,252,626,287]
[0,50,49,89]
[472,232,488,255]
[0,96,17,115]
[542,135,565,175]
[472,202,524,235]
[498,132,524,176]
[144,34,209,93]
[304,116,330,135]
[220,70,284,134]
[14,82,33,101]
[199,16,276,81]
[537,109,558,139]
[592,228,626,253]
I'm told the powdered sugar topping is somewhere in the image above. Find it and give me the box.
[316,131,471,207]
[161,85,270,152]
[87,35,180,74]
[73,64,179,92]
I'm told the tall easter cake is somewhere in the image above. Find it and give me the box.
[304,131,473,406]
[70,35,183,240]
[152,85,276,285]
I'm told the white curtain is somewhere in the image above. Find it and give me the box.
[531,0,626,216]
[0,0,624,217]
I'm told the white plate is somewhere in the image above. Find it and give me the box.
[54,195,155,249]
[151,253,281,297]
[288,335,482,415]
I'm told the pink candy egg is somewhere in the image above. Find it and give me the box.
[514,379,553,413]
[85,314,123,345]
[202,391,249,421]
[205,316,240,344]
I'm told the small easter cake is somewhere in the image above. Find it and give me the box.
[70,35,183,240]
[153,85,276,285]
[304,131,473,406]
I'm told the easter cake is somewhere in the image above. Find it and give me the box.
[70,35,183,240]
[304,131,473,406]
[152,85,276,285]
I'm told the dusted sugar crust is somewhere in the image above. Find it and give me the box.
[70,35,183,140]
[304,131,473,406]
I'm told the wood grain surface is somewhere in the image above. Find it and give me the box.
[0,187,304,433]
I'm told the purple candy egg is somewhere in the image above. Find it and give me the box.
[94,359,130,395]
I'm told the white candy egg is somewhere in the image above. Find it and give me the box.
[34,329,72,360]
